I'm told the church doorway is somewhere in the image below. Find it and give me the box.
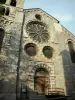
[34,68,49,94]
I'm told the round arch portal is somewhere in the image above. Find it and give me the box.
[34,68,49,94]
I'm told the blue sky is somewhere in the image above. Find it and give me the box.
[24,0,75,35]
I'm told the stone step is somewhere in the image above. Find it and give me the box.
[20,95,68,100]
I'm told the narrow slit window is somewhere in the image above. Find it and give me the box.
[0,28,5,52]
[5,8,10,16]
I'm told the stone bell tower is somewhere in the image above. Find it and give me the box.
[5,0,25,8]
[0,0,25,19]
[0,0,25,100]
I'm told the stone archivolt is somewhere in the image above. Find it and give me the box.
[32,63,50,74]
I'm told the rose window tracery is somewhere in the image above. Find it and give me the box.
[26,21,49,43]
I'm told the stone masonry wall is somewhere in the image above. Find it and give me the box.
[0,6,75,100]
[0,9,23,100]
[20,9,67,99]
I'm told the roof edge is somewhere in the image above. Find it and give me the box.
[23,8,59,23]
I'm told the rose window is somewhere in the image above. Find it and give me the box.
[26,21,49,43]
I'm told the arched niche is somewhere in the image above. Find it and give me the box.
[68,41,75,63]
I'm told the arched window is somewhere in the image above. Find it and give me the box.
[0,28,5,52]
[0,0,6,4]
[68,41,75,63]
[10,0,16,7]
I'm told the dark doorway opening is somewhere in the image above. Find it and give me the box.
[34,68,49,94]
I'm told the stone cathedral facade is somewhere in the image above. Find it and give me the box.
[0,0,75,100]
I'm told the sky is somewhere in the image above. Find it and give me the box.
[24,0,75,35]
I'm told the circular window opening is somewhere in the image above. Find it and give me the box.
[43,46,53,58]
[35,14,41,20]
[24,43,37,56]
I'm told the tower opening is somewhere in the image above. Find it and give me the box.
[0,6,5,15]
[5,8,10,16]
[10,0,16,7]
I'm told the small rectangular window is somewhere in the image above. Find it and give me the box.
[10,0,16,7]
[0,28,4,52]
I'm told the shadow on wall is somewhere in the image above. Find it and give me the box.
[20,84,67,100]
[60,49,75,98]
[0,78,68,100]
[1,51,75,100]
[0,75,16,100]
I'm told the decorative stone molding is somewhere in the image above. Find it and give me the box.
[32,63,50,74]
